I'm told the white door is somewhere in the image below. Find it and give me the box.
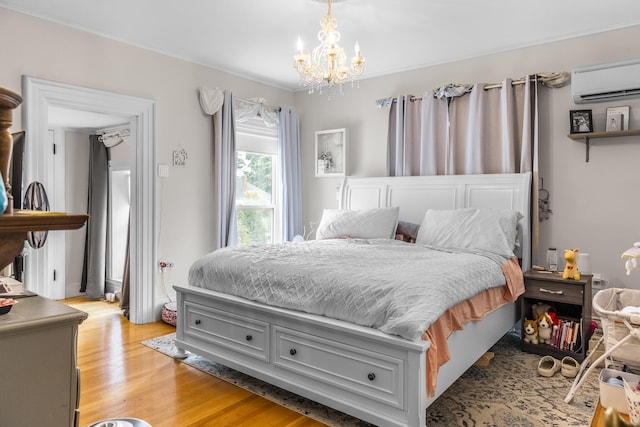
[49,128,66,299]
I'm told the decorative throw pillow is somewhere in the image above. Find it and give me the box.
[395,220,421,243]
[415,208,521,258]
[316,207,400,240]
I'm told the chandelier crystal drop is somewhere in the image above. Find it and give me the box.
[293,0,365,98]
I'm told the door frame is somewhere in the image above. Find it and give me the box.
[22,76,157,324]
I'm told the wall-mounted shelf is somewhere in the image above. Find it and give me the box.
[568,129,640,162]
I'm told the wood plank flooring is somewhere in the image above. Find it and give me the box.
[66,297,326,427]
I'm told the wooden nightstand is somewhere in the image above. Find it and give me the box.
[521,270,592,361]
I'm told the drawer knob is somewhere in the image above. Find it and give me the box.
[194,319,201,325]
[367,373,376,381]
[289,348,297,356]
[540,288,564,295]
[245,335,253,341]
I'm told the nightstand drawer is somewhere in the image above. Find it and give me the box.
[524,278,583,305]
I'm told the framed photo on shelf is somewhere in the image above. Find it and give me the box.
[315,128,347,177]
[606,105,630,131]
[606,113,623,132]
[570,110,593,134]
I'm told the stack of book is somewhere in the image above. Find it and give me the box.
[550,318,582,353]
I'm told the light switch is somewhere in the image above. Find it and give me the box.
[158,164,170,178]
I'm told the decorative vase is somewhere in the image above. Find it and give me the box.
[0,85,23,214]
[0,175,6,213]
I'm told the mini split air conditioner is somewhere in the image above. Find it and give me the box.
[571,58,640,104]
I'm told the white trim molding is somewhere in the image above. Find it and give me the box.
[22,76,157,323]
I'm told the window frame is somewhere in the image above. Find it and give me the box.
[235,118,281,244]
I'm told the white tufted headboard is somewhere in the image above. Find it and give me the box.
[339,172,532,270]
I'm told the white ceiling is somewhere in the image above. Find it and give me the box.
[2,0,640,92]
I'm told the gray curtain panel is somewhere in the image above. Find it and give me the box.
[386,76,540,243]
[208,90,238,248]
[199,87,238,248]
[387,80,537,176]
[387,94,421,176]
[81,135,109,298]
[447,79,535,175]
[278,106,303,241]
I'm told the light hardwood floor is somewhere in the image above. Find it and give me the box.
[66,297,326,427]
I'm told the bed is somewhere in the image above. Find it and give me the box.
[173,172,532,427]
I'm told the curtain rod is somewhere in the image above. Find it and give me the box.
[234,96,281,111]
[99,127,130,135]
[376,77,535,108]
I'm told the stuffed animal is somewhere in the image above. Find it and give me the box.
[562,248,581,280]
[532,302,553,320]
[537,312,554,344]
[523,319,539,344]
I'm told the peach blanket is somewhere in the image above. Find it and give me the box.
[422,257,525,397]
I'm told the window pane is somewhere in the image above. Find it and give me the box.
[109,168,130,282]
[236,150,275,245]
[236,151,273,205]
[237,208,273,245]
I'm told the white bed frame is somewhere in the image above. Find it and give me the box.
[174,172,532,427]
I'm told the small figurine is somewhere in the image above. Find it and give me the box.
[562,248,581,280]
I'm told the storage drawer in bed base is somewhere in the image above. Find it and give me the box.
[174,285,430,427]
[274,325,405,409]
[183,301,269,362]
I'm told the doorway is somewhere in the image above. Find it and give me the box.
[22,76,157,324]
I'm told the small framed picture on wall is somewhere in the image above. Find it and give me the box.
[570,110,593,134]
[606,105,630,131]
[315,128,347,177]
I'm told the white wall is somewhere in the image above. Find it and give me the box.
[295,25,640,290]
[2,7,639,297]
[109,136,130,162]
[0,8,295,301]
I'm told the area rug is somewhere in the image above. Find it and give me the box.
[142,331,599,426]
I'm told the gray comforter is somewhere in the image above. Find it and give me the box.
[188,239,508,341]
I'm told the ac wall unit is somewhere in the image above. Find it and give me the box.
[571,58,640,104]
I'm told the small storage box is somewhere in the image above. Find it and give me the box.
[599,368,640,414]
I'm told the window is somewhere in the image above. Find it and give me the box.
[235,118,280,245]
[107,160,130,290]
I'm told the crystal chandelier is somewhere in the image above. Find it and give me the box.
[293,0,365,97]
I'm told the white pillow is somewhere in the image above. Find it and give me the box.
[316,207,400,240]
[415,208,521,258]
